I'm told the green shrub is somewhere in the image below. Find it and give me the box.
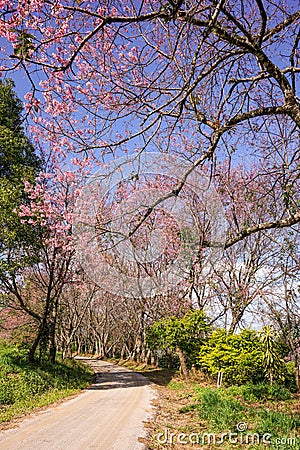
[220,385,245,399]
[260,326,286,384]
[268,384,291,401]
[241,383,270,401]
[147,309,210,369]
[198,329,265,385]
[284,361,297,392]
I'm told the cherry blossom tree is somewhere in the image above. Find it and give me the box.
[0,0,298,245]
[0,0,299,368]
[1,169,82,362]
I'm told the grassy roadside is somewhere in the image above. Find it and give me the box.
[114,359,300,450]
[0,343,93,425]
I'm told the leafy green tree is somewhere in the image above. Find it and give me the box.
[0,79,40,178]
[147,309,210,378]
[0,79,41,300]
[198,329,265,385]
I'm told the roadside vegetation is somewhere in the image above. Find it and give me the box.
[0,342,93,424]
[116,360,300,450]
[147,311,296,390]
[115,314,300,450]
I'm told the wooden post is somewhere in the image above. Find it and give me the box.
[217,371,223,388]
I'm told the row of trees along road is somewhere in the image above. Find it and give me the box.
[0,1,299,387]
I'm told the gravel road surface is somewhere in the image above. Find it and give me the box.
[0,358,155,450]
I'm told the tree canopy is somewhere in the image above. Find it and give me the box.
[0,79,41,270]
[0,80,40,180]
[0,1,298,244]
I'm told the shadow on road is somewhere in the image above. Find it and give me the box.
[76,358,153,390]
[136,369,176,386]
[78,357,174,390]
[87,370,151,390]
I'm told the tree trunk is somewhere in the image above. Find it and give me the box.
[29,333,41,363]
[289,341,300,392]
[296,364,300,392]
[145,349,151,365]
[28,319,47,363]
[176,346,188,379]
[120,344,125,360]
[293,350,300,392]
[49,344,56,364]
[49,321,57,363]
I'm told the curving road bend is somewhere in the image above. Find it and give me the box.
[0,358,155,450]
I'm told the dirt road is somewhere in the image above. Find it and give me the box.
[0,359,155,450]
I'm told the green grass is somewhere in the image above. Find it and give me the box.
[196,388,247,432]
[0,342,93,423]
[178,384,300,449]
[221,383,291,402]
[167,380,186,390]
